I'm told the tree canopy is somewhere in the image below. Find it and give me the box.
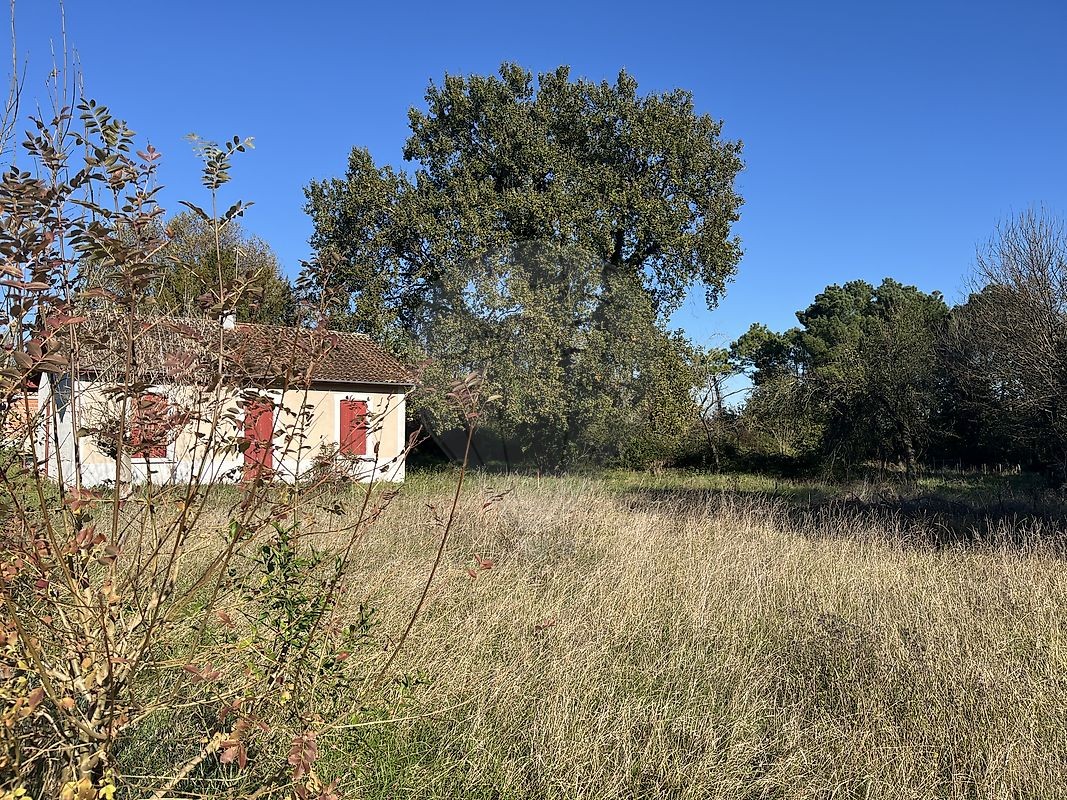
[941,211,1067,479]
[734,279,949,472]
[81,211,296,325]
[305,63,744,467]
[155,211,296,324]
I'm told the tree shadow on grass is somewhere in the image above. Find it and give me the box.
[619,475,1067,551]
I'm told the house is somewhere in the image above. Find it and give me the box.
[28,313,414,487]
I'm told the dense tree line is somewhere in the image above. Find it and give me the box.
[728,209,1067,482]
[299,67,1067,479]
[731,279,949,474]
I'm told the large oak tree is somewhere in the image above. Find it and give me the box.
[305,64,744,466]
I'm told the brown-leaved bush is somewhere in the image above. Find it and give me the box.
[0,76,486,799]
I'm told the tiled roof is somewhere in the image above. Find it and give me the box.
[57,314,414,387]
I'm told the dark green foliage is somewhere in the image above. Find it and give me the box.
[305,63,744,468]
[734,279,949,473]
[247,523,379,697]
[154,211,296,324]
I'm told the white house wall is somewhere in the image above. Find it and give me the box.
[38,377,408,488]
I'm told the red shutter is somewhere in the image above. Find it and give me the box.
[131,393,169,459]
[339,399,368,456]
[243,399,274,479]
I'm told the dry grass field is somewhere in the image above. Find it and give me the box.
[120,470,1067,798]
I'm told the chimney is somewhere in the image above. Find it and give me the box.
[221,311,237,330]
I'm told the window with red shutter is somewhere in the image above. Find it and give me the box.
[339,399,368,456]
[243,398,274,479]
[131,392,170,459]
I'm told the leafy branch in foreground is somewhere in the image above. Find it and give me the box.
[0,87,479,798]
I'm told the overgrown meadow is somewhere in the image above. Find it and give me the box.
[112,471,1067,798]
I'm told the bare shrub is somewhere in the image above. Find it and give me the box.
[0,83,483,798]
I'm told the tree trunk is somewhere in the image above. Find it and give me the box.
[901,426,917,479]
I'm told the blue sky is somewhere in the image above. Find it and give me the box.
[8,1,1067,349]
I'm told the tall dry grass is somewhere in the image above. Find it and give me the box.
[202,473,1067,799]
[106,474,1067,796]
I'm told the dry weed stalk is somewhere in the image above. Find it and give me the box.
[0,81,472,799]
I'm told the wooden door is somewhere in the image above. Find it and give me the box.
[243,399,274,480]
[339,399,368,457]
